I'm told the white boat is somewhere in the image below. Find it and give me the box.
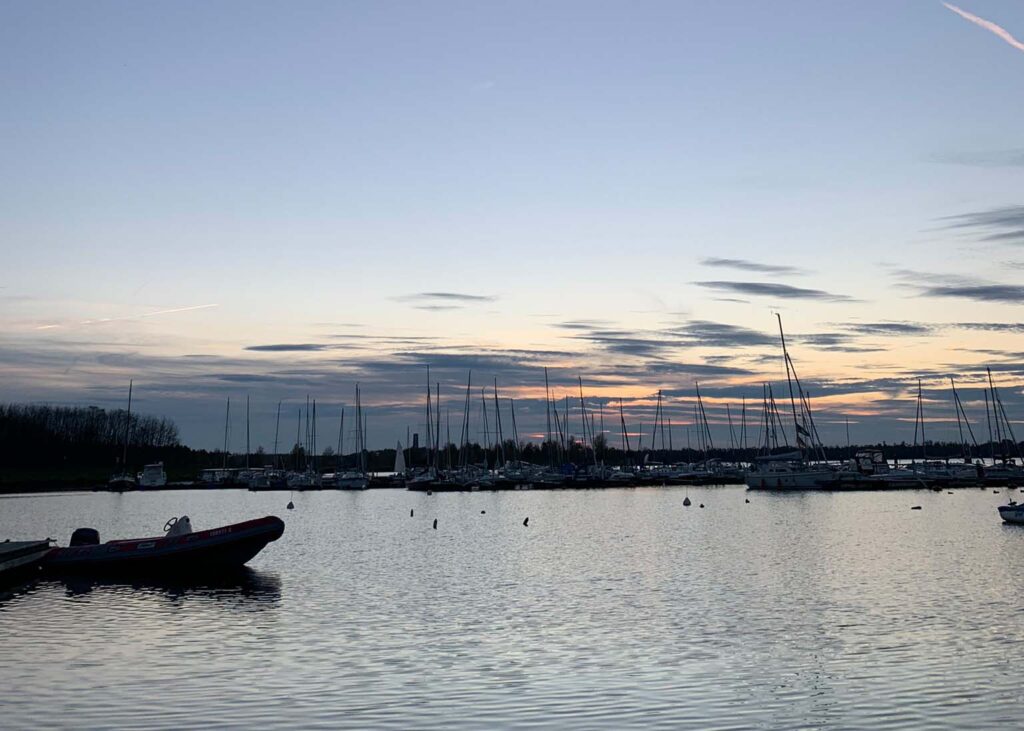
[335,471,369,490]
[137,462,168,488]
[744,456,836,489]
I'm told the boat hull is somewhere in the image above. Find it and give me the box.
[998,505,1024,525]
[0,540,52,583]
[745,470,836,490]
[43,516,284,575]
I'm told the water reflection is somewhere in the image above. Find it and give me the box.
[58,567,282,604]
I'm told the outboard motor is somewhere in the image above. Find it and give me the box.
[164,516,193,537]
[70,527,100,546]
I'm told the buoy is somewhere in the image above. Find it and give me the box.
[699,503,705,508]
[481,510,486,514]
[286,501,294,510]
[994,490,1000,494]
[683,497,691,507]
[745,498,750,504]
[911,506,922,510]
[410,509,414,517]
[523,517,529,527]
[947,491,954,495]
[432,518,437,530]
[427,490,433,496]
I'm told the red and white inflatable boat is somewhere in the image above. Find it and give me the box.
[43,516,285,575]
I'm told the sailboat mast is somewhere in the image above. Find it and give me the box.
[123,379,133,471]
[273,400,281,469]
[493,379,505,467]
[223,396,230,469]
[776,314,803,458]
[246,395,251,470]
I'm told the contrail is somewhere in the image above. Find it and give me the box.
[943,2,1024,54]
[35,303,219,330]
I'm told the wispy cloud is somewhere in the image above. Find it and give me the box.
[694,281,858,302]
[245,343,338,352]
[700,257,807,275]
[943,3,1024,54]
[394,292,496,303]
[920,283,1024,304]
[35,303,220,331]
[935,150,1024,167]
[941,205,1024,244]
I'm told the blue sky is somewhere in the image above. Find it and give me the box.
[2,1,1024,451]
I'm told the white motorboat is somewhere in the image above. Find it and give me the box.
[137,462,168,488]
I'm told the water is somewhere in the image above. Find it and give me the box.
[2,486,1023,729]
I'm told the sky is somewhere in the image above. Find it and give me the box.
[2,0,1024,453]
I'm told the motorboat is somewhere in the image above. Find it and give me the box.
[998,502,1024,525]
[137,462,168,488]
[0,540,52,582]
[43,515,284,575]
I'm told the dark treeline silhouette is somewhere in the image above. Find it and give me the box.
[1,403,181,472]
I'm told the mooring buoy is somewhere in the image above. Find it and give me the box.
[683,497,691,507]
[745,498,750,504]
[699,503,705,508]
[286,501,294,510]
[481,510,486,514]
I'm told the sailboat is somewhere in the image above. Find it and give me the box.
[108,380,137,491]
[336,384,369,490]
[744,316,836,490]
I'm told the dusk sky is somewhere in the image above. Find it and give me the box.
[3,1,1023,451]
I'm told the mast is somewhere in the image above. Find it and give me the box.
[273,400,281,469]
[339,408,345,470]
[509,398,519,462]
[726,403,736,451]
[985,389,994,463]
[544,367,554,466]
[223,396,230,469]
[740,396,747,451]
[246,394,251,470]
[493,379,505,467]
[776,314,803,459]
[122,379,133,472]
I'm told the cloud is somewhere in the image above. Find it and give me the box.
[941,205,1024,244]
[664,320,776,348]
[245,343,337,352]
[35,303,220,331]
[834,321,935,336]
[919,283,1024,304]
[694,281,858,302]
[700,258,807,275]
[936,150,1024,167]
[394,292,496,303]
[943,3,1024,54]
[955,322,1024,333]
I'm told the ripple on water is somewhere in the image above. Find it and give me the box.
[2,486,1024,729]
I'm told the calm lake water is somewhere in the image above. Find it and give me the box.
[1,486,1023,729]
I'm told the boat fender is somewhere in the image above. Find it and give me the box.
[70,527,100,546]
